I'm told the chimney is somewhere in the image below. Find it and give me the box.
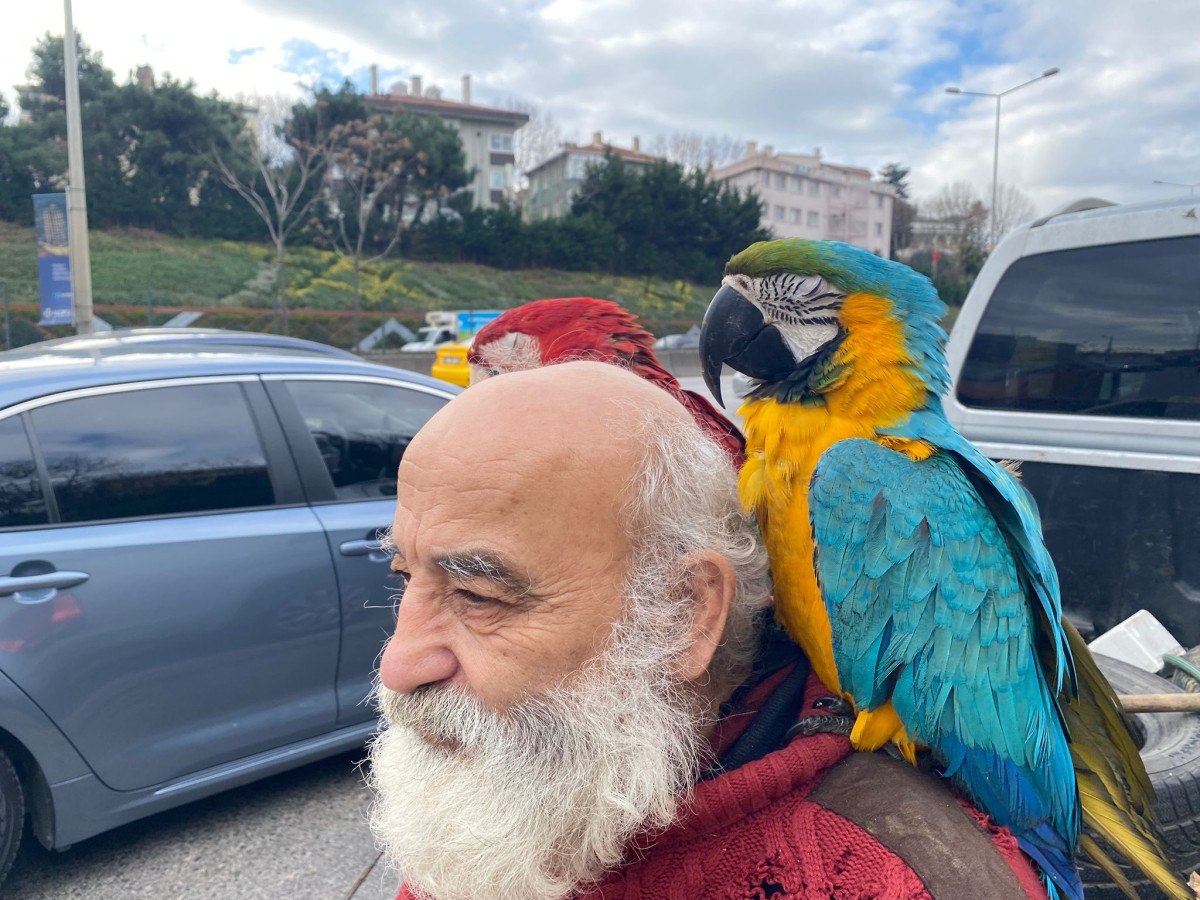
[746,140,757,156]
[813,146,822,159]
[461,74,471,104]
[370,65,378,95]
[763,144,774,156]
[411,75,423,97]
[631,135,640,152]
[592,130,603,145]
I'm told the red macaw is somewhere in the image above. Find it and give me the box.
[469,297,745,467]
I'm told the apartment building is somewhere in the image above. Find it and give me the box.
[711,144,896,257]
[364,72,529,209]
[524,132,658,220]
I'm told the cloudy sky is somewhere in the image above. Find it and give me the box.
[3,0,1197,214]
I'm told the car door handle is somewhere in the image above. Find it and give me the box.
[339,539,391,563]
[0,570,90,601]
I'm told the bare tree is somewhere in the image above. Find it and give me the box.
[509,103,566,178]
[650,130,746,171]
[321,116,421,344]
[990,183,1037,242]
[210,94,332,332]
[924,181,989,257]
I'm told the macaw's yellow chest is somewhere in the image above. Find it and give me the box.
[735,292,932,696]
[738,399,873,693]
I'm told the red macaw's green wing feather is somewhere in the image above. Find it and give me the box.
[809,437,1081,899]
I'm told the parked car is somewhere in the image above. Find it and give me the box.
[1,327,358,360]
[652,325,702,350]
[0,349,457,884]
[944,195,1200,896]
[430,338,473,388]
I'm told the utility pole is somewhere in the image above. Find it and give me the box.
[63,0,95,334]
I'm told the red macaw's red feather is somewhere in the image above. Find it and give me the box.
[470,297,745,467]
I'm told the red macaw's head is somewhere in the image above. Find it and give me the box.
[468,297,659,383]
[468,297,746,468]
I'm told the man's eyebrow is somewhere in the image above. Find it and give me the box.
[434,552,535,597]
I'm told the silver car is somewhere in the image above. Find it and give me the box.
[0,347,456,885]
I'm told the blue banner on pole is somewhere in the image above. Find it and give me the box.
[33,193,73,326]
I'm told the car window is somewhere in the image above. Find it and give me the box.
[957,235,1200,420]
[30,382,274,523]
[284,380,446,501]
[0,415,49,528]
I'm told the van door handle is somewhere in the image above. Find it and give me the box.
[0,571,90,602]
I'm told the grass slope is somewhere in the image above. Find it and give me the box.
[0,222,712,336]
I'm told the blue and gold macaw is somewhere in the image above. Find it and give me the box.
[699,239,1186,900]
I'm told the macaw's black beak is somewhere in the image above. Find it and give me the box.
[700,284,796,406]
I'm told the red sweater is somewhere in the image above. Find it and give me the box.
[395,674,1046,899]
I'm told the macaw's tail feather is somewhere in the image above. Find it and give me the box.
[1062,621,1193,900]
[1015,821,1084,900]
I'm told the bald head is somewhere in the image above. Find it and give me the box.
[409,360,693,489]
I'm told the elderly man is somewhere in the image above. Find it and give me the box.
[369,361,1045,900]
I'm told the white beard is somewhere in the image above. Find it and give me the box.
[367,601,713,900]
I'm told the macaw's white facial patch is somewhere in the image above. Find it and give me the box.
[470,331,542,384]
[752,273,845,364]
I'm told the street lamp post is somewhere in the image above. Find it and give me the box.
[63,0,95,334]
[946,67,1059,249]
[1153,179,1199,197]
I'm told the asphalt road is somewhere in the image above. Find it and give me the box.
[3,750,400,900]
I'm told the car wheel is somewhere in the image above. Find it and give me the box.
[0,749,23,886]
[1078,655,1200,898]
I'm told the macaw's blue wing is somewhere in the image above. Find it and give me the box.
[810,438,1082,900]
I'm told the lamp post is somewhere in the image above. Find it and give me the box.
[946,67,1059,249]
[1153,179,1199,197]
[63,0,95,333]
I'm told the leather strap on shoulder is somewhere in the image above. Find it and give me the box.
[807,752,1030,899]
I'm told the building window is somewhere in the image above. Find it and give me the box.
[773,204,785,220]
[762,171,772,186]
[774,173,787,190]
[874,222,883,236]
[808,181,820,196]
[489,134,514,152]
[489,168,505,190]
[807,211,819,227]
[567,154,592,180]
[831,186,842,198]
[790,176,801,192]
[876,194,885,209]
[789,208,802,223]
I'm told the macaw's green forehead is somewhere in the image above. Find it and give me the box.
[725,238,940,308]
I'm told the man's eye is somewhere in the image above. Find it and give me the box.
[457,588,501,606]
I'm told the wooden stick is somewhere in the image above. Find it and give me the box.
[1119,693,1200,713]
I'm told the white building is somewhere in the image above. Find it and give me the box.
[711,144,896,257]
[524,132,658,220]
[365,73,529,209]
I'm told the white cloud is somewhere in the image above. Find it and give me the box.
[4,0,1198,216]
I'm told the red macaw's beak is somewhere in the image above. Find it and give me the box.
[700,284,795,405]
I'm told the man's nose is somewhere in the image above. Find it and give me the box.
[379,588,459,694]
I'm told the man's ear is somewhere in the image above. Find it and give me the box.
[673,549,735,684]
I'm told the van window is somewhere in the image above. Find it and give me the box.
[0,416,49,528]
[958,236,1200,420]
[31,383,274,523]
